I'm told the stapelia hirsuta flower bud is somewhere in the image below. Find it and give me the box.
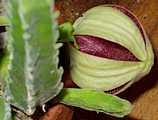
[69,5,154,94]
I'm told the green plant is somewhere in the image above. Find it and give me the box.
[1,1,153,120]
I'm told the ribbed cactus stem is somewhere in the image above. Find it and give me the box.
[1,0,63,115]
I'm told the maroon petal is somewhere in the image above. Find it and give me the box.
[75,35,138,61]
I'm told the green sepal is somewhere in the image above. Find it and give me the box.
[57,88,132,118]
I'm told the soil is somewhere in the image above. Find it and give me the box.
[40,104,73,120]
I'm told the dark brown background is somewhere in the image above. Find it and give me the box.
[42,0,158,120]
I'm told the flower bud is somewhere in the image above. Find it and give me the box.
[70,5,154,94]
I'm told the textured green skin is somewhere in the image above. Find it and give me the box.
[0,96,12,120]
[3,0,63,115]
[58,88,132,118]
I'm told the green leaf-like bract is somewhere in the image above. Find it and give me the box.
[4,0,63,115]
[58,88,132,118]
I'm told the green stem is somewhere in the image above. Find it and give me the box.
[58,22,75,42]
[58,22,80,49]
